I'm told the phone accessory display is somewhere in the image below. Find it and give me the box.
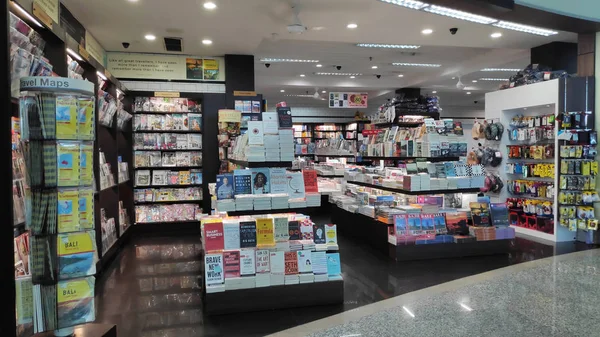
[483,120,504,141]
[480,173,504,193]
[505,162,554,178]
[507,179,554,199]
[507,145,554,160]
[507,197,554,234]
[558,111,594,130]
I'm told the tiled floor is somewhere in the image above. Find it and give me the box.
[94,221,596,337]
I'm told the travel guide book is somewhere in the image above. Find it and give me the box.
[470,202,491,227]
[57,277,95,328]
[57,232,97,279]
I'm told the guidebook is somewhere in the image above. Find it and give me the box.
[57,231,97,279]
[57,277,95,328]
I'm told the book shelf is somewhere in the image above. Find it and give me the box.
[228,159,293,168]
[346,181,481,196]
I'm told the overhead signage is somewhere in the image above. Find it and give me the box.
[33,0,59,25]
[106,52,225,81]
[329,92,368,108]
[154,91,181,98]
[32,2,53,28]
[234,91,257,96]
[85,32,106,66]
[59,3,86,45]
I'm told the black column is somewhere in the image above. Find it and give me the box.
[224,54,255,109]
[531,42,577,74]
[395,88,421,98]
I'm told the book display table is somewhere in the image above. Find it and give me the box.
[388,239,511,261]
[331,205,391,255]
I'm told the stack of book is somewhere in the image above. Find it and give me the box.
[305,193,321,207]
[255,272,270,287]
[289,240,303,251]
[216,199,236,212]
[301,240,315,251]
[276,241,290,251]
[495,226,516,239]
[224,276,255,290]
[253,195,272,210]
[264,134,281,161]
[289,198,307,208]
[269,251,285,286]
[312,251,328,282]
[271,194,289,209]
[247,145,266,162]
[469,226,497,241]
[280,129,295,161]
[234,195,254,211]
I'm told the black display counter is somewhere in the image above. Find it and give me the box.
[389,239,511,261]
[330,205,391,255]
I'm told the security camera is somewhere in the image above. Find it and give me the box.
[336,65,342,70]
[265,63,271,68]
[122,42,130,49]
[376,74,381,79]
[474,100,478,104]
[449,28,458,35]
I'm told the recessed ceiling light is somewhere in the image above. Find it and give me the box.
[481,68,520,72]
[145,34,156,41]
[452,77,456,79]
[492,21,558,36]
[322,90,326,93]
[490,32,502,38]
[356,43,420,49]
[479,78,509,81]
[299,74,306,77]
[392,62,441,67]
[350,76,356,79]
[423,5,497,24]
[202,39,213,45]
[203,1,217,10]
[472,80,478,83]
[280,89,285,92]
[316,64,323,67]
[398,74,404,77]
[315,72,362,76]
[347,23,358,29]
[371,65,378,69]
[432,91,437,94]
[260,58,319,63]
[421,28,433,35]
[377,0,429,10]
[466,92,472,95]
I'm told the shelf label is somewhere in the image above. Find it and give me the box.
[78,45,90,61]
[234,91,257,97]
[32,2,54,28]
[154,91,181,98]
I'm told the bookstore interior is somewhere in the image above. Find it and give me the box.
[3,0,600,336]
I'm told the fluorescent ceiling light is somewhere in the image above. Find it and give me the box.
[490,32,502,38]
[203,1,217,10]
[421,28,433,35]
[481,68,520,72]
[280,89,285,92]
[202,39,213,45]
[350,76,356,79]
[12,1,43,27]
[347,23,358,29]
[432,91,437,94]
[371,65,378,69]
[316,72,362,76]
[316,64,322,67]
[466,92,472,95]
[459,303,473,311]
[285,94,314,97]
[356,43,420,49]
[260,58,319,63]
[97,71,108,81]
[423,5,497,24]
[66,48,83,61]
[398,74,404,77]
[493,21,558,36]
[322,90,326,93]
[378,0,429,10]
[392,62,441,67]
[479,78,508,81]
[145,34,156,41]
[472,80,478,83]
[299,74,306,77]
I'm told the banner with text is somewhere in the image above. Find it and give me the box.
[329,92,368,108]
[106,53,225,81]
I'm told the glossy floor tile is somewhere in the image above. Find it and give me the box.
[94,220,596,337]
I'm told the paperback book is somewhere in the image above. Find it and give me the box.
[269,168,288,194]
[223,220,241,250]
[297,250,312,273]
[326,253,342,277]
[216,174,234,200]
[284,251,298,275]
[256,218,275,247]
[203,222,224,252]
[256,250,270,273]
[251,168,270,194]
[286,172,305,199]
[270,251,285,275]
[233,169,252,195]
[302,169,319,193]
[313,224,326,244]
[240,221,257,248]
[205,253,224,285]
[240,250,256,276]
[274,217,289,242]
[224,250,241,278]
[288,220,300,240]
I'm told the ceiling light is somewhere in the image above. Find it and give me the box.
[378,0,429,10]
[347,23,358,29]
[479,78,508,81]
[490,32,502,38]
[493,21,558,36]
[356,43,420,49]
[392,62,441,67]
[97,71,108,81]
[350,76,356,79]
[432,91,437,94]
[12,1,43,27]
[260,58,319,63]
[452,77,456,79]
[398,74,404,77]
[472,80,478,83]
[145,34,156,41]
[203,1,217,10]
[202,39,213,45]
[127,0,139,2]
[299,74,306,77]
[280,89,285,92]
[423,5,497,24]
[371,65,378,69]
[322,90,326,93]
[421,28,433,35]
[284,94,314,97]
[66,48,83,61]
[315,72,362,76]
[481,68,520,72]
[466,92,472,95]
[316,64,322,67]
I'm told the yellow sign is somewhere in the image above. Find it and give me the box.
[32,2,53,28]
[218,109,241,123]
[33,0,58,24]
[154,91,181,98]
[104,69,112,79]
[78,45,90,61]
[85,32,106,65]
[57,277,94,303]
[234,91,257,96]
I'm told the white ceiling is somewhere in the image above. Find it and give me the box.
[62,0,578,114]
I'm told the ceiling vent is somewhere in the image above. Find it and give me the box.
[164,37,183,52]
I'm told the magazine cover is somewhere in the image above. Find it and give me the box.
[251,168,270,194]
[57,277,95,328]
[57,232,97,279]
[188,113,202,132]
[470,202,491,227]
[445,212,469,234]
[216,174,234,199]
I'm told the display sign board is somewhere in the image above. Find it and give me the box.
[60,3,86,45]
[33,0,59,24]
[154,91,180,98]
[362,129,383,136]
[106,52,226,81]
[85,32,106,65]
[32,2,53,28]
[234,91,257,96]
[329,92,368,108]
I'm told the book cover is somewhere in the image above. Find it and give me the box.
[256,218,275,247]
[408,214,422,235]
[326,253,342,276]
[56,96,78,139]
[223,219,240,250]
[297,250,312,273]
[311,251,327,274]
[58,189,80,233]
[270,251,284,275]
[256,250,270,273]
[300,221,313,240]
[57,141,81,187]
[325,224,338,245]
[286,172,306,199]
[223,250,241,278]
[243,101,252,113]
[274,217,289,242]
[490,203,509,227]
[240,249,256,276]
[247,121,264,145]
[394,214,408,237]
[433,213,448,234]
[453,121,464,135]
[239,221,257,248]
[77,98,95,140]
[284,251,298,275]
[79,142,94,186]
[313,224,326,244]
[288,220,300,240]
[233,169,253,195]
[269,168,288,194]
[78,189,94,230]
[188,113,202,132]
[234,100,244,112]
[188,134,202,149]
[302,169,319,193]
[57,231,97,279]
[216,173,234,199]
[205,253,224,285]
[15,277,32,324]
[470,202,491,227]
[203,222,224,252]
[252,101,261,113]
[57,277,95,328]
[152,170,167,186]
[445,212,469,235]
[251,168,270,194]
[276,107,293,128]
[421,214,435,234]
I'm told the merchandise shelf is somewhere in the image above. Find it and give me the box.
[228,159,293,168]
[346,181,481,195]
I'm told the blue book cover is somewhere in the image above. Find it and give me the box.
[216,173,234,199]
[233,169,252,195]
[444,162,456,177]
[251,168,271,194]
[326,253,341,276]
